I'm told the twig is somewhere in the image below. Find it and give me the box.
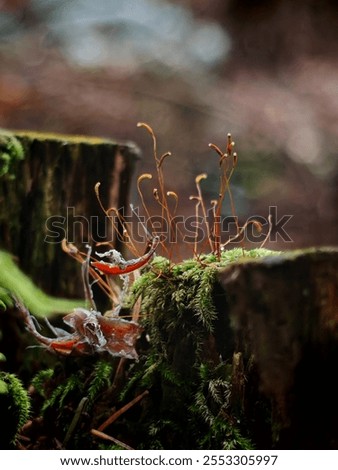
[98,390,149,432]
[91,428,134,450]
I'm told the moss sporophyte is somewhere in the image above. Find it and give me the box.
[18,124,275,357]
[12,124,279,449]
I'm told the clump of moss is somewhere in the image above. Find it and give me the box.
[0,130,24,179]
[25,359,116,449]
[120,248,278,449]
[0,371,31,447]
[0,287,31,449]
[16,248,275,450]
[130,248,278,336]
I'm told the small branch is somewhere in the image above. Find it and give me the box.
[98,390,149,432]
[91,429,134,450]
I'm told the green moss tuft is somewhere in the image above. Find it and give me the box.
[87,361,113,403]
[122,248,280,449]
[31,369,54,398]
[0,130,24,179]
[0,372,31,446]
[42,373,83,413]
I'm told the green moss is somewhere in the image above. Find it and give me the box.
[121,248,280,449]
[129,248,279,333]
[87,361,113,403]
[42,373,83,413]
[31,369,54,398]
[0,130,24,179]
[14,130,117,146]
[0,379,9,394]
[0,372,31,446]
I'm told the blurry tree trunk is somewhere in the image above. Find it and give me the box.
[183,0,338,68]
[220,248,338,448]
[0,131,139,297]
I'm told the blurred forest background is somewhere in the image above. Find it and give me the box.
[1,0,337,250]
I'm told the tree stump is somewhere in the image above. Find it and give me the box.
[0,130,140,297]
[220,248,338,449]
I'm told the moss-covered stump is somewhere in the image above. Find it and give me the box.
[121,249,276,450]
[0,130,139,297]
[220,247,338,449]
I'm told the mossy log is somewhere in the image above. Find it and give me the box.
[220,248,338,449]
[0,130,139,297]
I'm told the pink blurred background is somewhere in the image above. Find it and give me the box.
[1,0,337,251]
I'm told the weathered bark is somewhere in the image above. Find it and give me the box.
[220,248,338,449]
[0,131,139,297]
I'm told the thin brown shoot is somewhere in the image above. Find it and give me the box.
[97,390,149,432]
[166,191,179,214]
[152,188,168,219]
[209,144,227,258]
[137,123,167,209]
[152,188,171,258]
[137,122,158,162]
[95,182,111,220]
[260,214,273,248]
[137,173,153,231]
[95,182,127,250]
[195,173,213,252]
[61,239,79,256]
[166,190,182,260]
[107,207,138,256]
[221,219,263,249]
[90,429,134,450]
[153,188,160,201]
[227,132,235,155]
[233,152,238,168]
[208,143,224,158]
[158,151,172,169]
[189,195,201,258]
[82,245,97,311]
[209,134,242,258]
[166,191,179,240]
[137,123,175,258]
[210,200,218,216]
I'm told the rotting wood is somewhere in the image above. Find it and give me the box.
[220,247,338,449]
